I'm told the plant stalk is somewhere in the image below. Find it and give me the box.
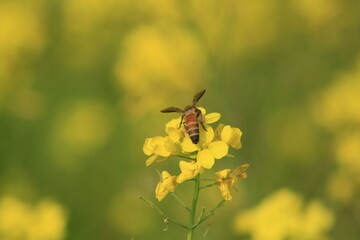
[187,174,200,240]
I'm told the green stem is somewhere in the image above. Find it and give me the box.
[187,174,200,240]
[193,199,225,228]
[200,182,218,189]
[199,178,215,181]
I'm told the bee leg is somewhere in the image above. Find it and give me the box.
[200,119,207,132]
[178,115,184,129]
[183,122,188,135]
[195,108,207,132]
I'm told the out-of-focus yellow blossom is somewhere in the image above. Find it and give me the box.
[177,161,203,183]
[314,58,360,129]
[114,25,205,118]
[50,101,113,168]
[155,171,178,201]
[0,1,45,106]
[215,164,249,200]
[234,189,334,240]
[188,0,278,56]
[292,0,339,30]
[327,172,355,204]
[315,57,360,206]
[335,131,360,171]
[0,195,67,240]
[302,200,335,239]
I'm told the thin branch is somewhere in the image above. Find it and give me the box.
[170,192,191,212]
[173,155,196,161]
[192,199,226,228]
[196,207,205,224]
[199,178,215,181]
[139,196,188,229]
[200,182,218,189]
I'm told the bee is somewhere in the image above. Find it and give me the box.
[161,89,207,144]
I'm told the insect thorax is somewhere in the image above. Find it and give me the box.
[184,105,196,114]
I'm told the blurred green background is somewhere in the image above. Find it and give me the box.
[1,0,360,239]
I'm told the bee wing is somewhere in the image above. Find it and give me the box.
[193,89,206,105]
[161,106,184,113]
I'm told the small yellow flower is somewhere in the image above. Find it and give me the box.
[177,161,203,183]
[143,136,171,166]
[143,136,171,156]
[165,117,184,142]
[232,164,250,179]
[143,134,181,166]
[215,124,243,149]
[197,107,221,124]
[155,171,178,201]
[182,126,229,169]
[215,164,249,200]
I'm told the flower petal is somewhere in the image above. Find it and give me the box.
[197,149,215,169]
[181,136,199,152]
[177,161,202,183]
[162,173,177,192]
[205,112,221,124]
[208,141,229,159]
[197,107,206,115]
[227,128,242,149]
[221,125,232,142]
[221,125,242,149]
[199,126,214,146]
[145,155,159,166]
[155,183,168,201]
[154,144,171,157]
[232,164,249,179]
[166,117,182,129]
[143,138,154,155]
[214,123,225,141]
[215,169,231,179]
[167,127,180,142]
[219,183,232,201]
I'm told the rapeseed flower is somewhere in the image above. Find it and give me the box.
[177,161,203,183]
[215,164,249,200]
[143,107,248,201]
[155,171,178,201]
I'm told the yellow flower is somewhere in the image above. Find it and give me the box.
[232,164,250,179]
[215,123,243,149]
[215,164,249,200]
[155,171,178,201]
[233,189,334,240]
[165,117,184,142]
[197,107,221,124]
[215,169,235,200]
[177,161,203,183]
[143,136,171,166]
[143,134,182,166]
[182,126,229,169]
[143,136,171,156]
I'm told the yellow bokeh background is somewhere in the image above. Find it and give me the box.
[1,0,359,239]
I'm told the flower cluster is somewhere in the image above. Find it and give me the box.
[143,108,249,201]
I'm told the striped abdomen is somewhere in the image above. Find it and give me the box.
[185,112,199,144]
